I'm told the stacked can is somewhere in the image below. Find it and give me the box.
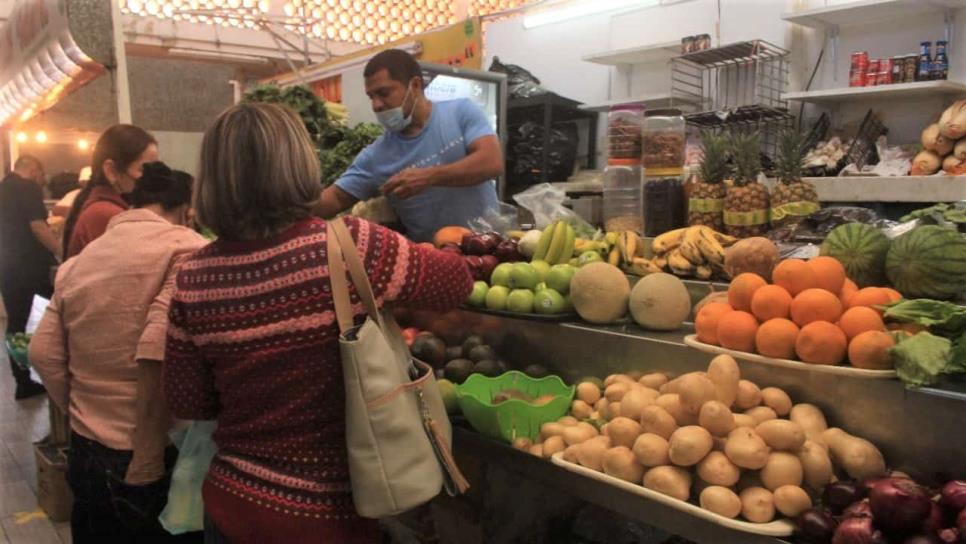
[850,51,869,87]
[865,59,880,87]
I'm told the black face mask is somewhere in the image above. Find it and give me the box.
[120,192,135,205]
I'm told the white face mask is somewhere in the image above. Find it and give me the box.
[375,84,416,133]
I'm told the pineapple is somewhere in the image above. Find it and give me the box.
[689,130,728,230]
[724,132,771,238]
[771,129,819,228]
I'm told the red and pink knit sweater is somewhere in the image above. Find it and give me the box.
[163,217,472,544]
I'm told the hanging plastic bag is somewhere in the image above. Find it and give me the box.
[512,183,594,236]
[468,201,520,235]
[159,420,218,535]
[488,57,546,99]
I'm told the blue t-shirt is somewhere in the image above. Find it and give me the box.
[335,98,500,243]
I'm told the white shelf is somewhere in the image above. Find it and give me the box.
[794,175,966,202]
[782,0,966,30]
[783,80,966,103]
[582,41,680,66]
[578,94,697,112]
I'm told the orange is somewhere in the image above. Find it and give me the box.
[728,273,768,312]
[796,321,848,365]
[839,306,885,341]
[882,288,903,303]
[716,311,759,353]
[807,256,847,294]
[695,302,734,345]
[751,284,793,321]
[756,318,800,359]
[433,226,472,248]
[790,288,844,327]
[848,330,896,370]
[772,259,819,296]
[839,278,859,307]
[848,287,893,313]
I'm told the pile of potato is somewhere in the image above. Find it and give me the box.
[515,354,887,525]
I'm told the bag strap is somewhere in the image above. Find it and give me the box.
[329,218,386,329]
[326,218,355,333]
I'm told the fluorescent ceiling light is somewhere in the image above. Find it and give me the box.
[523,0,660,28]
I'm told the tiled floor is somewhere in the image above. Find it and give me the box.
[0,351,71,544]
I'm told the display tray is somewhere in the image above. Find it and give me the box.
[460,305,578,322]
[550,453,795,537]
[683,334,897,379]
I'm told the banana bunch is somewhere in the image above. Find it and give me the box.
[600,230,664,276]
[651,226,738,280]
[324,101,349,126]
[532,220,576,265]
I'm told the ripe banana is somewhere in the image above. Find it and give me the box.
[695,265,713,280]
[618,231,644,264]
[558,224,576,264]
[712,231,739,246]
[695,227,726,268]
[544,221,569,264]
[652,227,688,254]
[628,257,663,276]
[608,247,621,266]
[605,231,619,247]
[667,249,696,275]
[532,223,556,261]
[678,227,706,266]
[653,255,668,270]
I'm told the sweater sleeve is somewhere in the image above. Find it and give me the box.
[163,289,219,420]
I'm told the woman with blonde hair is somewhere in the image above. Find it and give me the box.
[163,102,472,544]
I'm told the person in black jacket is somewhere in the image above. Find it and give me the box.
[0,155,61,400]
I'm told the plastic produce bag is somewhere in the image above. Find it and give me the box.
[468,201,520,235]
[489,57,546,98]
[512,183,594,236]
[24,295,49,335]
[870,138,915,177]
[159,420,218,535]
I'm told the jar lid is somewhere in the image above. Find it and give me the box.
[608,157,643,166]
[644,108,683,117]
[644,167,684,177]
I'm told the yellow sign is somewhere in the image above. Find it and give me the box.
[419,18,483,69]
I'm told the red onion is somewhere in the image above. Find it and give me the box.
[902,535,941,544]
[843,499,873,519]
[936,528,959,544]
[826,481,866,514]
[833,517,887,544]
[957,509,966,534]
[797,507,838,544]
[923,502,945,535]
[869,478,933,535]
[940,481,966,513]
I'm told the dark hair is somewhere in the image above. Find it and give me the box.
[48,172,80,199]
[363,48,424,88]
[129,162,192,211]
[13,154,41,172]
[62,124,156,259]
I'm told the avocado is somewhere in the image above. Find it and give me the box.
[496,359,509,373]
[473,359,502,378]
[523,364,550,379]
[445,346,464,362]
[461,335,485,357]
[443,359,474,384]
[411,335,446,367]
[468,345,497,363]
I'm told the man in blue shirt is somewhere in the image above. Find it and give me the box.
[314,49,504,242]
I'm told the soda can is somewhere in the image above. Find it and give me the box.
[850,51,869,87]
[877,59,892,85]
[890,56,904,83]
[865,59,880,86]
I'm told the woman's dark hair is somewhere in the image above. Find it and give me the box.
[62,124,156,259]
[129,162,193,211]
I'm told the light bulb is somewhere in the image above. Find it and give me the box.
[77,139,89,151]
[15,132,27,143]
[35,131,47,143]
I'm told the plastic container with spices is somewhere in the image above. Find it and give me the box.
[642,109,687,236]
[607,104,644,165]
[603,165,644,233]
[642,109,686,169]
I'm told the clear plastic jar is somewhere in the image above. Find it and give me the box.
[607,104,644,165]
[642,108,686,170]
[603,165,644,233]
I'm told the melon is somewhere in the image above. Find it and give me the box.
[570,262,630,324]
[885,225,966,299]
[819,223,890,288]
[630,273,692,331]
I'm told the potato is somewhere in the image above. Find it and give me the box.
[640,405,678,440]
[542,436,566,459]
[604,374,633,387]
[620,388,657,421]
[696,451,741,487]
[605,382,631,402]
[595,397,609,415]
[639,372,669,390]
[540,422,566,441]
[760,387,792,416]
[707,354,740,407]
[789,404,828,443]
[744,406,778,425]
[602,446,644,483]
[678,374,719,416]
[576,382,601,405]
[562,444,580,463]
[668,426,714,467]
[626,370,644,381]
[724,427,770,470]
[755,420,806,451]
[733,413,758,428]
[734,380,762,410]
[562,425,596,446]
[663,371,706,395]
[643,466,692,501]
[528,444,544,457]
[760,452,803,490]
[698,401,736,436]
[605,417,643,449]
[576,436,611,471]
[774,485,812,518]
[656,394,698,426]
[821,428,886,481]
[632,433,670,467]
[606,401,623,421]
[576,421,599,437]
[798,440,834,492]
[558,416,579,427]
[512,437,533,451]
[570,400,593,419]
[700,486,742,519]
[740,487,776,523]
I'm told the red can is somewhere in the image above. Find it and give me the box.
[850,51,869,87]
[865,59,880,86]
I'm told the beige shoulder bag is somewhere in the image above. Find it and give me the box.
[326,218,469,519]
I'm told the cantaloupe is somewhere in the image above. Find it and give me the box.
[570,263,630,324]
[629,273,692,331]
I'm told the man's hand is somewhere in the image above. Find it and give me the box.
[381,167,437,199]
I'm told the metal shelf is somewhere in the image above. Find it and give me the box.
[783,80,966,103]
[685,105,794,128]
[578,94,701,112]
[791,175,966,202]
[675,40,789,68]
[582,40,681,66]
[781,0,966,30]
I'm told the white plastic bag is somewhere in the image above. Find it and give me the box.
[159,420,218,535]
[512,183,594,235]
[24,295,49,335]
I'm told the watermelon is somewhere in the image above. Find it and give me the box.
[886,225,966,299]
[820,223,890,288]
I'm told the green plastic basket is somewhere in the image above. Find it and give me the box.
[5,336,29,370]
[455,371,575,443]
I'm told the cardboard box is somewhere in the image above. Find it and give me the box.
[35,443,72,522]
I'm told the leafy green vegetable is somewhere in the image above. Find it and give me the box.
[6,333,31,350]
[949,331,966,375]
[883,299,966,338]
[243,84,333,145]
[319,123,383,187]
[890,332,952,388]
[900,202,966,230]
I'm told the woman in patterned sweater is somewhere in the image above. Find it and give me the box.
[163,103,473,544]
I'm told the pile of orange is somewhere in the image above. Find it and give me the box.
[695,256,902,369]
